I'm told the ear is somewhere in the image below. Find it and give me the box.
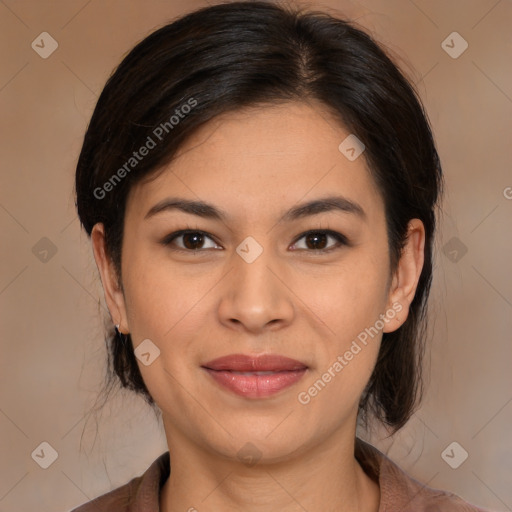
[383,218,425,333]
[91,223,129,334]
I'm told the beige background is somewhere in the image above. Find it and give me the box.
[0,0,511,510]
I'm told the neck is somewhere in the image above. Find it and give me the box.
[159,429,380,512]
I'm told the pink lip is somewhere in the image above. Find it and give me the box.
[202,354,308,399]
[202,353,308,372]
[203,368,308,398]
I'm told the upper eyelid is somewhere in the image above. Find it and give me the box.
[294,229,347,242]
[163,229,347,249]
[162,229,220,249]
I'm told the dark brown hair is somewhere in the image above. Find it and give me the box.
[75,0,442,433]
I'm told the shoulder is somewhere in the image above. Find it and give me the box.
[379,456,492,511]
[69,478,140,512]
[355,438,494,512]
[70,452,170,512]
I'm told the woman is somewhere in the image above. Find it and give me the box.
[72,1,491,510]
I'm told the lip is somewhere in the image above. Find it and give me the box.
[202,353,308,372]
[201,354,308,399]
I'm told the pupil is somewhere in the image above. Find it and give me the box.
[307,233,327,250]
[184,233,203,250]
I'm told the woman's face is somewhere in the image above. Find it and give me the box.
[93,101,423,464]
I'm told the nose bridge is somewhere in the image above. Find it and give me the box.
[218,235,294,331]
[235,239,274,293]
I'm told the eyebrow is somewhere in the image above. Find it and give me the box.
[144,195,366,222]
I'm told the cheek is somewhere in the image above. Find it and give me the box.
[120,257,207,409]
[301,247,390,336]
[295,246,389,393]
[121,245,203,340]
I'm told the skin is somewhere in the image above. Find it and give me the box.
[92,100,425,512]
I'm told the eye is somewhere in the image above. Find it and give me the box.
[160,230,221,251]
[160,228,349,253]
[290,230,348,253]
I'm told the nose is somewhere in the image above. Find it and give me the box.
[217,244,295,333]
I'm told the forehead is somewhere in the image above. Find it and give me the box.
[127,101,384,223]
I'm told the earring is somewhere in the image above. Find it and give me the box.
[114,324,129,345]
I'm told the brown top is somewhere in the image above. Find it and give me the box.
[71,439,492,512]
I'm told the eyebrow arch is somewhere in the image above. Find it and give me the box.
[144,195,366,222]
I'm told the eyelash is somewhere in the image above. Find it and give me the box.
[160,229,349,254]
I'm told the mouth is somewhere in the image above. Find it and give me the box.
[201,353,308,399]
[202,353,308,372]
